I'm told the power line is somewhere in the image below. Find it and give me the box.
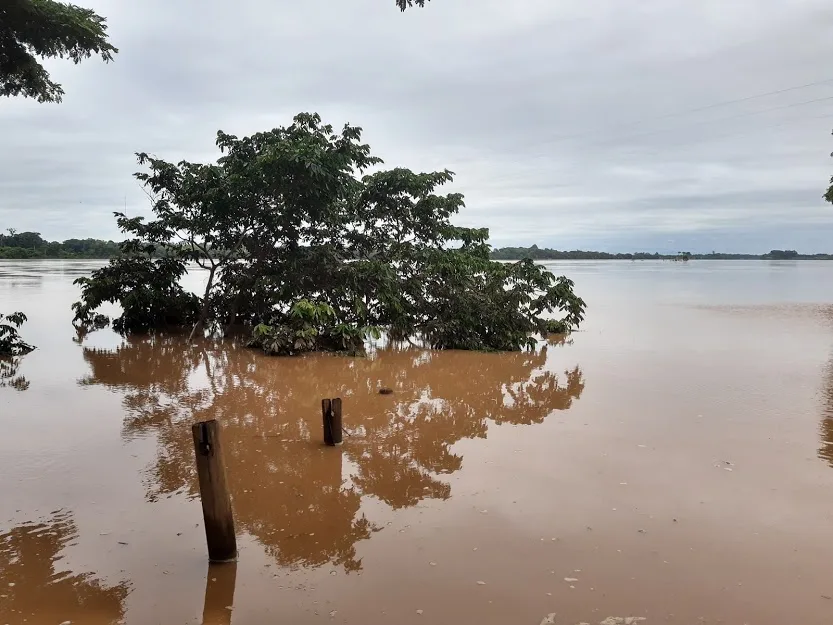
[630,77,833,123]
[540,77,833,145]
[612,111,833,155]
[585,94,833,147]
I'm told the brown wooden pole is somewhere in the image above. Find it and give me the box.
[201,561,237,625]
[322,398,333,445]
[331,397,343,446]
[191,419,237,562]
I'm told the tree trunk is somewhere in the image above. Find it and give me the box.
[190,265,216,343]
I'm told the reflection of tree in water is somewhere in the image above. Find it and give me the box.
[0,357,29,391]
[0,511,127,624]
[819,358,833,467]
[80,337,584,570]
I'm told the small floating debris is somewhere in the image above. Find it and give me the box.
[416,609,424,615]
[476,580,487,585]
[539,614,556,625]
[564,577,578,582]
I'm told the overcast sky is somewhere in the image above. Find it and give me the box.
[2,0,833,253]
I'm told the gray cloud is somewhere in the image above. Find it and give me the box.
[2,0,833,251]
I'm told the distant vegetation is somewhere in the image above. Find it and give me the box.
[490,245,833,261]
[0,230,120,259]
[3,233,826,263]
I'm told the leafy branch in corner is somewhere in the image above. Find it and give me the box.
[0,0,118,103]
[0,312,35,357]
[396,0,430,10]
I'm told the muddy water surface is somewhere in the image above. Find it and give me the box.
[3,260,833,624]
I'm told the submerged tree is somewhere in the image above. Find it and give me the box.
[73,112,585,352]
[0,0,117,103]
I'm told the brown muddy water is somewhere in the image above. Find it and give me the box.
[3,260,833,625]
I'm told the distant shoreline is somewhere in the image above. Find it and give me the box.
[490,247,831,261]
[2,255,832,262]
[493,256,833,261]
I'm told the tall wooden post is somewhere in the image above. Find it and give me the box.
[321,398,343,446]
[191,419,237,562]
[201,562,237,625]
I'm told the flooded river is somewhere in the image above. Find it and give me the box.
[2,260,833,624]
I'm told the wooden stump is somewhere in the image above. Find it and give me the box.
[191,419,237,562]
[322,398,343,446]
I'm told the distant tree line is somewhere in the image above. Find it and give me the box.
[490,245,833,261]
[2,234,826,262]
[0,229,120,259]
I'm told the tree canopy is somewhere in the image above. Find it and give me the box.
[0,0,117,103]
[72,112,585,353]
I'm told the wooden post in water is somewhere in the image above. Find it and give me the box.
[321,398,343,446]
[191,419,237,562]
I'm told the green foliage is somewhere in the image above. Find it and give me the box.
[248,300,381,356]
[73,252,200,334]
[543,319,572,335]
[73,112,585,352]
[0,312,35,356]
[0,0,117,103]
